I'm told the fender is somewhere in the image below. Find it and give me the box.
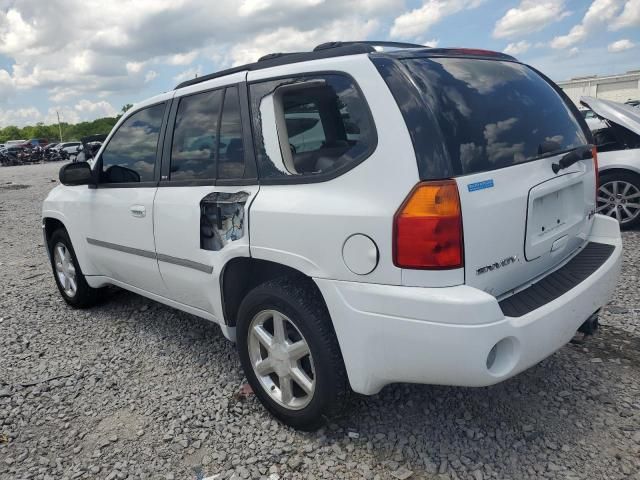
[42,208,99,277]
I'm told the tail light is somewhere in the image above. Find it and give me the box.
[393,180,463,269]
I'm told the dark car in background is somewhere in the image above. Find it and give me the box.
[19,138,49,148]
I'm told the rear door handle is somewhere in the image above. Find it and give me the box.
[129,205,146,218]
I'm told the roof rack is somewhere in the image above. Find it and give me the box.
[174,40,429,90]
[313,41,426,51]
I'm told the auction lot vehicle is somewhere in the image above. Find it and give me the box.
[580,107,607,132]
[581,97,640,228]
[19,138,48,148]
[43,41,622,429]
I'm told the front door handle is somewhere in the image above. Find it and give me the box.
[129,205,146,218]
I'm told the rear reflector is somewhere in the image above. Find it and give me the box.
[393,180,463,269]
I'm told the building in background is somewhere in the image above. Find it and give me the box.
[557,70,640,106]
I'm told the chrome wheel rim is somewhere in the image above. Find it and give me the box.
[247,309,315,410]
[597,180,640,225]
[53,242,77,297]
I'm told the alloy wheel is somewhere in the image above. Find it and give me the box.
[53,242,77,297]
[597,180,640,225]
[247,309,316,410]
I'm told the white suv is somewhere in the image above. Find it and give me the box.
[43,41,622,430]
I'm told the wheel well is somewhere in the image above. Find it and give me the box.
[221,258,317,326]
[43,217,66,244]
[599,168,640,182]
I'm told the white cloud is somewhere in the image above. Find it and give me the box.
[230,19,379,66]
[551,0,623,49]
[0,99,117,127]
[422,38,440,48]
[608,38,635,52]
[0,107,41,127]
[611,0,640,29]
[74,99,117,117]
[126,61,145,74]
[0,0,400,115]
[166,51,198,66]
[238,0,324,16]
[503,40,531,55]
[173,66,204,83]
[493,1,570,39]
[390,0,484,39]
[144,70,158,83]
[0,69,15,102]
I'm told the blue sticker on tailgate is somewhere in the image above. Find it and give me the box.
[467,179,494,192]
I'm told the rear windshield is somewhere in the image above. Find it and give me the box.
[401,57,588,176]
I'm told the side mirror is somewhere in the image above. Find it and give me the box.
[59,161,93,186]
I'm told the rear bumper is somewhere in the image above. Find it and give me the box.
[315,215,622,395]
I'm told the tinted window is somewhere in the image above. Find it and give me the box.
[217,86,245,179]
[250,74,376,179]
[401,58,588,176]
[286,101,324,153]
[100,104,165,183]
[171,89,222,180]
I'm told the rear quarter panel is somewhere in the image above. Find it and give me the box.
[247,55,419,285]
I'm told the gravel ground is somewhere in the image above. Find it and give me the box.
[1,161,639,480]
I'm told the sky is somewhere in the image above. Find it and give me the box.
[0,0,639,127]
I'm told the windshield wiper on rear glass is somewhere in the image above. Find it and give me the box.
[552,145,594,174]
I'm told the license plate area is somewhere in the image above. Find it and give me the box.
[526,177,586,260]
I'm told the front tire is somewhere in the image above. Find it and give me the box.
[48,228,100,308]
[236,277,348,430]
[597,171,640,229]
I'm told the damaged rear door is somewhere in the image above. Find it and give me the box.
[153,74,259,318]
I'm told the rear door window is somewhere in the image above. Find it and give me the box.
[217,86,245,180]
[170,89,223,181]
[399,57,588,176]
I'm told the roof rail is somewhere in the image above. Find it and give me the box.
[174,41,429,90]
[314,41,426,51]
[257,52,297,62]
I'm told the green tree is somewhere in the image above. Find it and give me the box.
[0,116,119,143]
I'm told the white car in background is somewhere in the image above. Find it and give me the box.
[580,108,607,131]
[581,97,640,229]
[54,141,82,154]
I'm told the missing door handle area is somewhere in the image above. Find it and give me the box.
[200,191,250,251]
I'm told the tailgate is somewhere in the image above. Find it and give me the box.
[458,157,596,297]
[396,55,596,296]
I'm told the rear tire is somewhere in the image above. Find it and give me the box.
[597,171,640,229]
[48,228,100,308]
[236,276,348,431]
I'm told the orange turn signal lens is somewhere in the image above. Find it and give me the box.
[393,180,464,269]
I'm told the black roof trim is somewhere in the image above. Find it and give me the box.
[173,43,515,91]
[380,47,518,62]
[174,43,379,90]
[175,41,428,90]
[313,41,426,51]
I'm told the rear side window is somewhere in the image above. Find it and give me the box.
[398,58,588,176]
[249,74,376,181]
[100,103,165,183]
